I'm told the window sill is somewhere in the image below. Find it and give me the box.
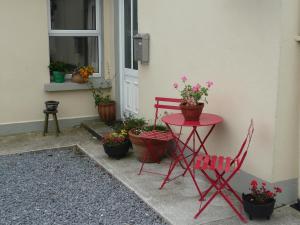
[44,77,112,92]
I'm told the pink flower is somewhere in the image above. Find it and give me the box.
[192,85,199,92]
[262,182,266,186]
[206,81,214,88]
[173,82,178,89]
[196,83,201,89]
[181,75,188,82]
[251,180,258,188]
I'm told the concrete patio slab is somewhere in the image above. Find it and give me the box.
[1,128,300,225]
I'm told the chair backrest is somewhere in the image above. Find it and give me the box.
[234,119,254,169]
[153,97,182,128]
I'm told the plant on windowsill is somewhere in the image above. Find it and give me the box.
[242,180,282,220]
[102,130,130,159]
[91,83,116,123]
[48,61,68,83]
[71,65,95,84]
[173,75,213,121]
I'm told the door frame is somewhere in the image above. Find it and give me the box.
[118,0,138,118]
[118,0,125,118]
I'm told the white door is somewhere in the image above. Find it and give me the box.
[119,0,139,116]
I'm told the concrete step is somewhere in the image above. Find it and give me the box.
[81,119,113,140]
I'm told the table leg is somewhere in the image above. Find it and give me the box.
[160,126,203,198]
[183,125,216,177]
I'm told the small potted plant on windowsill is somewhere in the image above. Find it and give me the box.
[243,180,282,220]
[48,61,67,83]
[72,65,95,84]
[173,75,213,121]
[91,84,116,123]
[102,130,130,159]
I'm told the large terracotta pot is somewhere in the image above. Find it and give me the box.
[180,103,204,121]
[98,101,116,123]
[128,130,170,163]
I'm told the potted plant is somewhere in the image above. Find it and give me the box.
[48,61,67,83]
[72,65,95,83]
[102,130,130,159]
[242,180,282,220]
[173,75,213,121]
[128,122,172,163]
[91,84,116,123]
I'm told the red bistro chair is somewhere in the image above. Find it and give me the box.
[138,97,192,176]
[194,120,254,223]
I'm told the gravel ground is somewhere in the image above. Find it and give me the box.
[0,148,168,225]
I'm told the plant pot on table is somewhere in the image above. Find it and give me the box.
[180,102,204,121]
[45,101,59,111]
[103,140,130,159]
[242,193,275,220]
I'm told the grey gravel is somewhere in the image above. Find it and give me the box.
[0,148,168,225]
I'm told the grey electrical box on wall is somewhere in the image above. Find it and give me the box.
[133,33,150,64]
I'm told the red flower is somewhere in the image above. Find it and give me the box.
[262,182,266,186]
[275,187,282,193]
[251,180,258,188]
[266,191,274,198]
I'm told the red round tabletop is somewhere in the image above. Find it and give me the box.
[162,113,223,127]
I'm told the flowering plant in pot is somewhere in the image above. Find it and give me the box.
[129,123,171,163]
[90,84,116,123]
[173,75,213,121]
[72,65,95,83]
[243,180,282,220]
[102,130,130,159]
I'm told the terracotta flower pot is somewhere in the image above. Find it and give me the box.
[71,72,86,83]
[180,103,204,121]
[242,193,276,220]
[128,129,168,163]
[98,101,116,123]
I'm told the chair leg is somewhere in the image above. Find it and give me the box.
[43,113,49,136]
[53,113,60,136]
[219,191,247,223]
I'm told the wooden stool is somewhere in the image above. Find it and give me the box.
[43,110,60,136]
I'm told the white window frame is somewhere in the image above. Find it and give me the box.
[47,0,102,76]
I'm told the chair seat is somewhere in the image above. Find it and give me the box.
[139,130,174,142]
[195,154,238,173]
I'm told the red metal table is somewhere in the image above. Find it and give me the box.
[161,113,223,197]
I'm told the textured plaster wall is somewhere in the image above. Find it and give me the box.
[0,0,113,125]
[138,0,283,182]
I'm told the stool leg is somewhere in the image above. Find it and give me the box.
[43,113,49,136]
[53,113,60,136]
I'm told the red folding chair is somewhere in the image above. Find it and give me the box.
[138,97,193,176]
[194,120,254,223]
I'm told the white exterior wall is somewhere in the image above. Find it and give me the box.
[0,0,114,125]
[138,0,294,182]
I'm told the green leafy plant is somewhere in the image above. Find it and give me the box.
[90,83,113,105]
[48,61,68,73]
[122,114,147,132]
[249,180,282,204]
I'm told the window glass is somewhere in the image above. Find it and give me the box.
[50,0,96,30]
[49,36,99,73]
[124,0,131,69]
[132,0,138,70]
